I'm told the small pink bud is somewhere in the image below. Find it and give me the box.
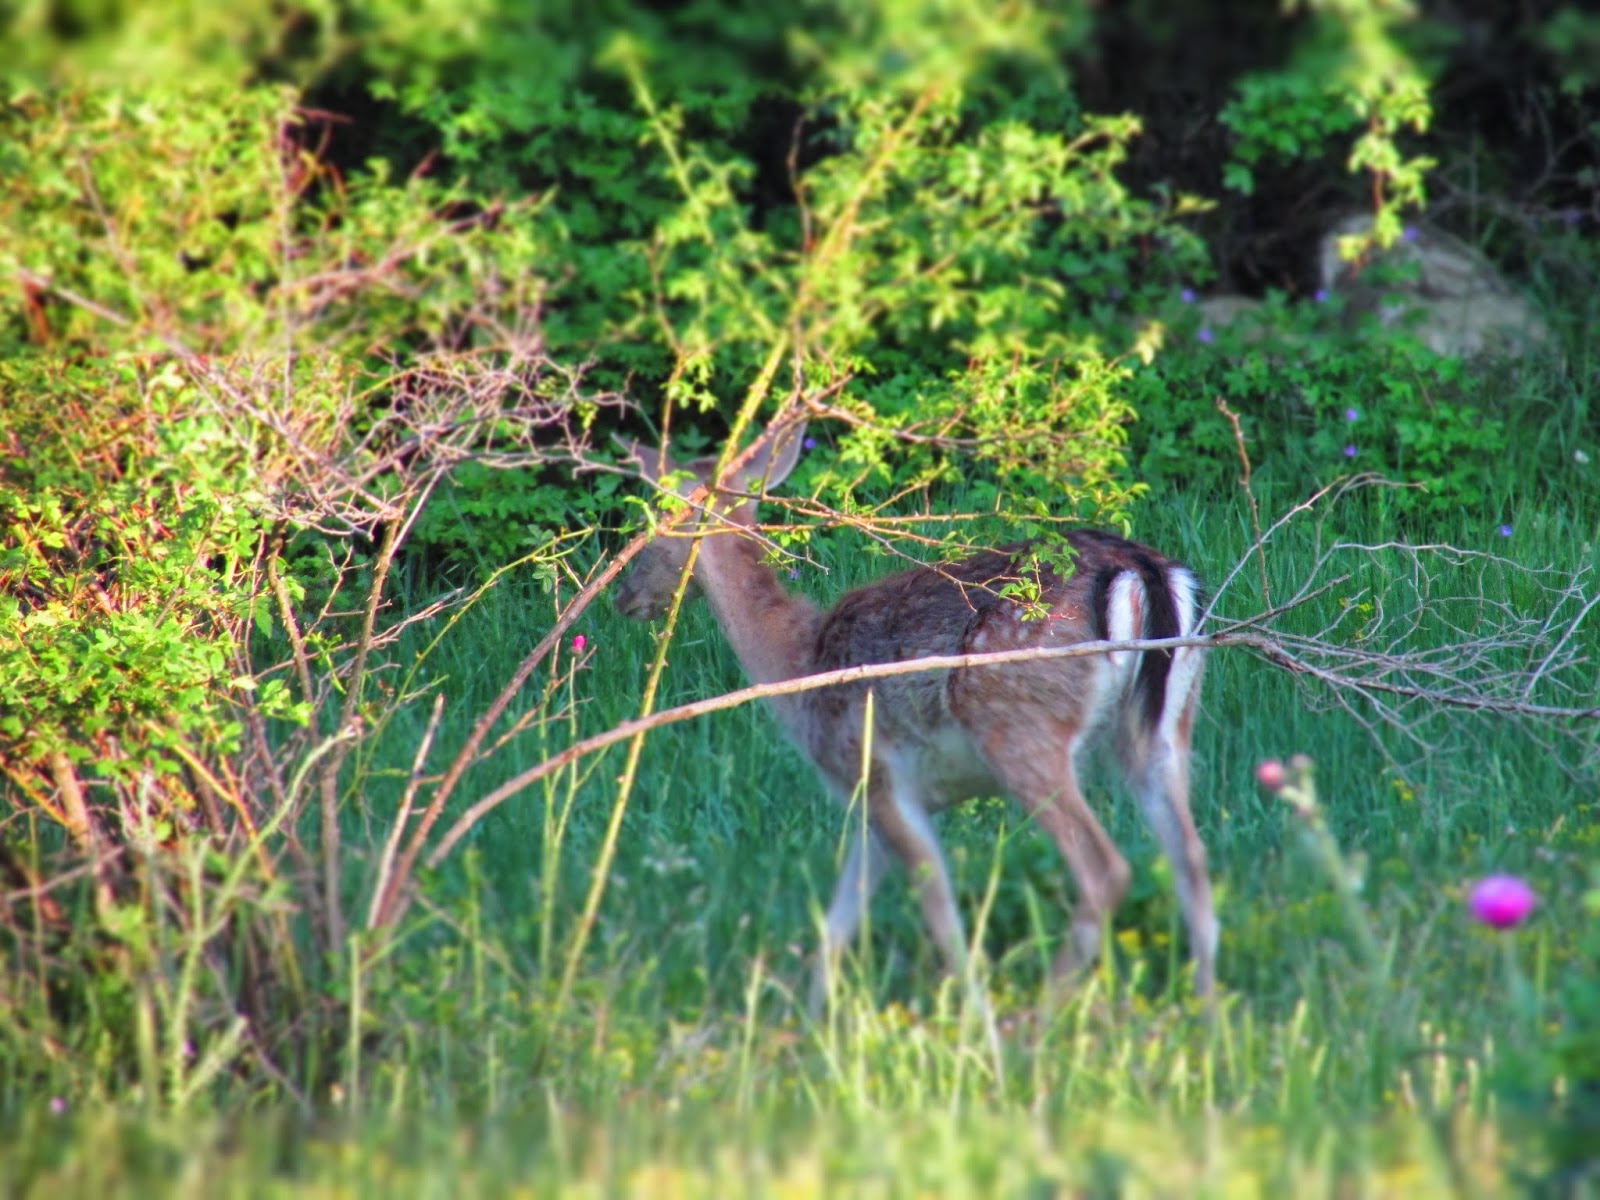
[1468,875,1537,930]
[571,635,587,653]
[1255,760,1287,791]
[49,1096,66,1116]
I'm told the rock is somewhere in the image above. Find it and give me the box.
[1194,294,1264,330]
[1319,213,1555,361]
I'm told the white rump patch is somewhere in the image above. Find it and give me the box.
[1105,571,1144,690]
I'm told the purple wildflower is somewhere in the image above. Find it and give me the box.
[1469,875,1536,930]
[1197,326,1215,344]
[1314,288,1330,304]
[1498,524,1513,538]
[802,437,817,451]
[1180,287,1196,304]
[50,1096,66,1116]
[1344,444,1358,459]
[1402,225,1419,243]
[788,568,801,580]
[1344,407,1359,422]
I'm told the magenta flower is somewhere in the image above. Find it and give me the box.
[1469,875,1537,929]
[571,634,587,653]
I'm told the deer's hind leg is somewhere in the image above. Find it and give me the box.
[1118,681,1217,997]
[970,715,1131,987]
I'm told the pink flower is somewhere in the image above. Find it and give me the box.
[1469,875,1537,930]
[571,634,587,653]
[49,1096,66,1116]
[1255,760,1287,791]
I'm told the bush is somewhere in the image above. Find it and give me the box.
[0,84,601,1101]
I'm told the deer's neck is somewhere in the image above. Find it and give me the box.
[694,525,821,694]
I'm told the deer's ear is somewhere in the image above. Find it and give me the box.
[610,432,643,463]
[740,421,806,493]
[613,433,674,482]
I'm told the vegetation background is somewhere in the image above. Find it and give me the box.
[1,0,1598,1194]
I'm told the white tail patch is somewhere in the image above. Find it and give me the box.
[1105,570,1144,684]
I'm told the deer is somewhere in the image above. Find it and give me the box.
[613,422,1217,1015]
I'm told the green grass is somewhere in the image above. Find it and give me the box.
[5,477,1598,1197]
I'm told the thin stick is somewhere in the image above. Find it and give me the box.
[1215,397,1270,609]
[366,692,447,931]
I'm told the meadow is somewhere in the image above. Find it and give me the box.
[6,469,1596,1197]
[4,4,1599,1194]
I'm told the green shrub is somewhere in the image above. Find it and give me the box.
[1126,289,1521,519]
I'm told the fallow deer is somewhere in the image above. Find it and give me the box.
[614,424,1216,1012]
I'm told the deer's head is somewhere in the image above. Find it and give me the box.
[613,424,805,621]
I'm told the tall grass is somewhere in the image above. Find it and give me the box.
[4,476,1595,1197]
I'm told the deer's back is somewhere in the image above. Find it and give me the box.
[804,533,1166,757]
[813,531,1173,663]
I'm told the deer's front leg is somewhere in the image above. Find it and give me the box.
[809,823,892,1016]
[867,765,971,983]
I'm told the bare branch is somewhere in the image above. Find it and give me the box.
[417,612,1600,877]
